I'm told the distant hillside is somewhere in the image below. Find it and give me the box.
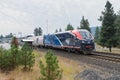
[90,26,101,36]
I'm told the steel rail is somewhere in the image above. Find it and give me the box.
[91,51,120,63]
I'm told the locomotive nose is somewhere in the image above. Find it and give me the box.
[81,39,94,50]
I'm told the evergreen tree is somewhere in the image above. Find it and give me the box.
[11,37,19,47]
[85,19,91,32]
[9,33,13,38]
[0,48,13,71]
[21,42,35,71]
[114,10,120,47]
[34,28,38,36]
[80,16,85,29]
[34,27,42,36]
[5,33,13,38]
[0,37,19,71]
[98,1,116,52]
[80,16,91,32]
[38,27,42,36]
[65,24,74,31]
[0,35,3,39]
[10,37,19,68]
[39,50,62,80]
[55,29,58,33]
[59,28,62,32]
[94,27,100,43]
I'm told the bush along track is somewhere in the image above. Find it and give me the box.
[0,37,35,72]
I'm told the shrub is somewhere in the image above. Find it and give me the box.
[0,47,13,71]
[10,45,19,69]
[20,42,35,71]
[9,37,19,69]
[38,50,62,80]
[0,38,35,72]
[0,37,20,71]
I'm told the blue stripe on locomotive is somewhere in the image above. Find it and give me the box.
[44,34,62,46]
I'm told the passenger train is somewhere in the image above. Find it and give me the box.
[26,29,95,54]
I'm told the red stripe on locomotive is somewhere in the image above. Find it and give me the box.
[71,30,83,40]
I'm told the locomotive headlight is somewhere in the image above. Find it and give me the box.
[82,40,85,43]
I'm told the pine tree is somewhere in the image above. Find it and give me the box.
[39,50,62,80]
[11,37,19,69]
[0,48,13,71]
[59,28,62,32]
[55,29,58,33]
[94,27,100,43]
[114,10,120,47]
[11,37,19,47]
[34,28,38,36]
[85,19,91,32]
[5,33,13,38]
[98,1,116,52]
[34,27,42,36]
[65,24,74,31]
[80,16,85,29]
[80,16,91,32]
[0,37,19,71]
[0,35,3,39]
[21,42,35,71]
[38,27,42,36]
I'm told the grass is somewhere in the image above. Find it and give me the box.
[0,50,42,80]
[58,56,85,80]
[95,43,120,54]
[0,50,85,80]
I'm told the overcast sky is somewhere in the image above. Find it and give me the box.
[0,0,120,36]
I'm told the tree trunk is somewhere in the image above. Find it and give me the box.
[109,46,112,52]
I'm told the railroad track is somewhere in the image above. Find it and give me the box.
[38,48,120,62]
[91,51,120,63]
[38,48,120,63]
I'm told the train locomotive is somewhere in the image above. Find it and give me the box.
[27,29,95,54]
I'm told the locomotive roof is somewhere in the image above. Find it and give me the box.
[54,31,71,35]
[44,29,90,36]
[54,29,89,34]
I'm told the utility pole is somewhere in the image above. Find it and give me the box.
[47,19,48,34]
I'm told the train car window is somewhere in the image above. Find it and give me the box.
[36,38,38,43]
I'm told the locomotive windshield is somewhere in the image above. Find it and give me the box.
[79,30,92,39]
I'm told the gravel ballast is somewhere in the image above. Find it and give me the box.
[74,69,120,80]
